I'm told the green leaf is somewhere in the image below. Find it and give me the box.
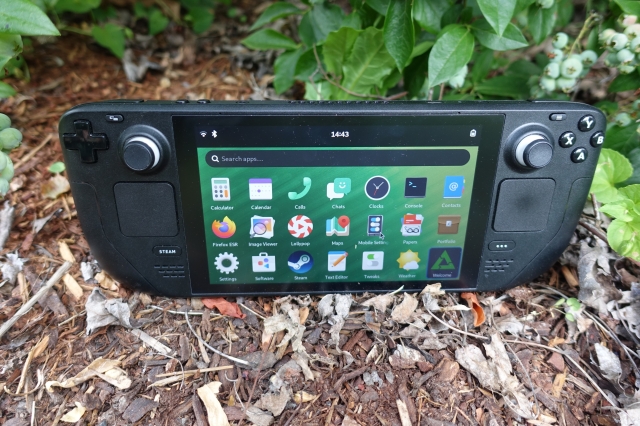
[323,26,360,76]
[441,4,464,28]
[0,0,60,36]
[476,0,516,36]
[274,48,305,94]
[242,29,299,50]
[607,218,640,261]
[427,24,474,88]
[294,48,318,81]
[514,0,535,14]
[566,297,581,311]
[590,148,634,203]
[556,0,574,28]
[609,70,640,93]
[134,2,148,18]
[472,20,528,51]
[475,75,529,98]
[403,50,429,98]
[91,24,125,58]
[614,0,640,15]
[600,199,636,222]
[365,0,390,15]
[341,27,396,97]
[304,80,333,100]
[383,0,414,70]
[528,3,556,45]
[48,161,66,174]
[55,0,101,14]
[505,59,541,77]
[623,148,640,186]
[413,0,451,33]
[604,124,640,156]
[0,34,23,71]
[0,82,16,99]
[186,7,214,34]
[410,39,434,59]
[148,9,169,36]
[341,12,362,29]
[565,312,575,322]
[301,2,345,46]
[250,2,302,31]
[471,48,494,83]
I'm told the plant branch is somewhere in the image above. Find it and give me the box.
[568,12,600,56]
[58,25,92,37]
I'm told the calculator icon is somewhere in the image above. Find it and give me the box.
[212,178,230,201]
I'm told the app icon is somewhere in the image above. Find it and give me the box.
[249,178,272,200]
[397,250,420,271]
[438,215,461,234]
[288,177,311,200]
[252,252,276,272]
[368,215,384,238]
[365,176,390,200]
[327,177,351,200]
[362,251,384,270]
[328,251,348,271]
[212,178,230,201]
[326,215,350,236]
[288,215,313,238]
[212,216,236,238]
[443,176,465,198]
[250,216,275,238]
[214,252,238,274]
[400,213,423,236]
[427,247,462,279]
[404,178,427,198]
[288,251,313,273]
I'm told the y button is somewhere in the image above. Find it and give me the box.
[578,115,595,132]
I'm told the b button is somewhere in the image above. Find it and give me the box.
[590,131,604,147]
[571,147,588,163]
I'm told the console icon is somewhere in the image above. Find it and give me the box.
[328,251,348,271]
[288,251,313,273]
[212,178,230,201]
[250,216,274,239]
[249,178,272,200]
[443,176,464,198]
[401,213,423,236]
[252,252,275,272]
[362,251,384,270]
[404,178,427,198]
[288,177,311,200]
[427,248,462,279]
[215,252,238,274]
[288,215,313,238]
[397,250,420,271]
[326,215,350,236]
[365,176,390,200]
[212,216,236,238]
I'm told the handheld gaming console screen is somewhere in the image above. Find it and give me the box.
[174,115,504,292]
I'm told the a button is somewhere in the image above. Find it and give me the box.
[590,131,604,147]
[571,147,588,163]
[175,99,189,104]
[105,114,123,122]
[578,115,595,131]
[153,246,182,256]
[550,113,566,121]
[197,99,210,104]
[62,120,109,163]
[559,131,576,148]
[489,241,515,251]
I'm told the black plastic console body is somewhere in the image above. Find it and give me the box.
[59,100,604,296]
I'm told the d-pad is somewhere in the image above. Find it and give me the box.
[62,120,109,163]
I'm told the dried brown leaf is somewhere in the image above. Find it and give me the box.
[41,174,70,199]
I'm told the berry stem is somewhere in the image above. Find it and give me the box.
[568,12,599,56]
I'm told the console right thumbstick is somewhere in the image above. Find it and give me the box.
[122,136,161,172]
[515,134,553,168]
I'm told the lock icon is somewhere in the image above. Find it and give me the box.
[470,129,477,137]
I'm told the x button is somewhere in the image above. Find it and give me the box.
[62,120,109,163]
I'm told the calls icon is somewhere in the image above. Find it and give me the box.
[289,177,312,200]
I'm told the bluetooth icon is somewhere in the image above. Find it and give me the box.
[212,130,218,138]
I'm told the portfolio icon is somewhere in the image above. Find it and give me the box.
[437,215,461,234]
[252,252,276,272]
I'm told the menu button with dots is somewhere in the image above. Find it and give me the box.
[489,241,515,251]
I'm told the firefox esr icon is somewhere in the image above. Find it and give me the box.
[212,216,236,238]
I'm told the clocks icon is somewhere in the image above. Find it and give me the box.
[364,176,390,200]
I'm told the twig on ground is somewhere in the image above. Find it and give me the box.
[591,193,601,223]
[239,303,266,320]
[578,219,608,244]
[0,261,72,340]
[14,134,53,170]
[0,201,14,250]
[333,365,368,390]
[237,335,276,426]
[424,306,489,342]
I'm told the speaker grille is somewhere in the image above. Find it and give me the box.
[484,259,514,273]
[154,265,185,278]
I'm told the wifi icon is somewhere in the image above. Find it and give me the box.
[200,131,207,137]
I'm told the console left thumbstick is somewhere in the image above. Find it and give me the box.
[122,136,161,172]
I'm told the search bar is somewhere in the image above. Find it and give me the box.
[204,149,470,168]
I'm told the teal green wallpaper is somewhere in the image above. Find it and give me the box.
[198,147,478,285]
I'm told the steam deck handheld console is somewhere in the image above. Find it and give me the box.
[59,100,604,296]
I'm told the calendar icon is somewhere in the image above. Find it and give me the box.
[249,178,273,200]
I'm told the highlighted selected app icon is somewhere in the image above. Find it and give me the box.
[212,216,236,238]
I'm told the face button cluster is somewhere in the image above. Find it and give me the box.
[556,114,602,163]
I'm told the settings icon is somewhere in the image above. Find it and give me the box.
[215,252,239,274]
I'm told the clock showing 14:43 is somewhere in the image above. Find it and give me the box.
[364,176,390,200]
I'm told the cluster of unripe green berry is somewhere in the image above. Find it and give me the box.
[613,99,640,135]
[0,114,22,196]
[447,65,468,90]
[539,32,598,94]
[600,15,640,74]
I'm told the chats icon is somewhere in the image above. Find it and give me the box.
[327,178,351,200]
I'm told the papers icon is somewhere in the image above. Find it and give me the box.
[401,213,423,236]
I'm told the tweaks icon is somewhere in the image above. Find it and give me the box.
[362,251,384,270]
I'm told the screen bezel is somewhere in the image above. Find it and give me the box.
[173,114,505,295]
